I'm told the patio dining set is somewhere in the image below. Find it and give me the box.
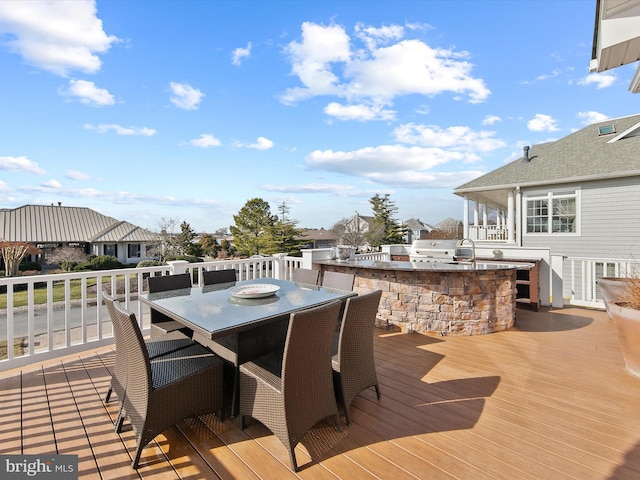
[102,268,383,472]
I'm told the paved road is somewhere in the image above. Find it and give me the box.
[1,300,144,339]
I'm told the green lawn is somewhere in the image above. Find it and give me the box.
[0,275,138,309]
[0,339,24,360]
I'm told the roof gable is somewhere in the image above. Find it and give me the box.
[0,205,160,243]
[454,114,640,193]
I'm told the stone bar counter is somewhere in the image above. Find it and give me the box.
[316,259,522,336]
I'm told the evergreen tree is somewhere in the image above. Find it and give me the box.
[230,198,276,256]
[368,193,407,248]
[198,233,220,258]
[268,201,307,256]
[176,221,202,256]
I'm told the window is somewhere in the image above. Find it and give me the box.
[525,190,579,234]
[128,243,141,258]
[104,244,117,257]
[598,124,615,135]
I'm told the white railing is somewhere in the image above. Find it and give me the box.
[352,251,389,261]
[469,225,508,241]
[566,256,639,308]
[0,255,301,371]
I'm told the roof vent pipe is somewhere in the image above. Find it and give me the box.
[523,146,530,162]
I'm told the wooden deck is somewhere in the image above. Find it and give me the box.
[2,306,639,479]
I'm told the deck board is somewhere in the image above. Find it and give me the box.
[1,306,639,479]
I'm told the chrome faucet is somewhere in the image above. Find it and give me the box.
[455,238,476,265]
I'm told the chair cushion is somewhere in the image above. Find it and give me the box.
[151,344,223,389]
[239,348,284,392]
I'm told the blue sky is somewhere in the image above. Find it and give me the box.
[0,0,637,234]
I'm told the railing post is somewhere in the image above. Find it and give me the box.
[551,254,565,308]
[272,253,286,280]
[167,260,189,275]
[302,248,334,269]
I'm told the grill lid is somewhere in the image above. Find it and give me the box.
[410,240,457,261]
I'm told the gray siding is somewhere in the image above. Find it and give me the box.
[522,177,640,259]
[522,177,640,300]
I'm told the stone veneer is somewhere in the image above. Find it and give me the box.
[321,264,517,336]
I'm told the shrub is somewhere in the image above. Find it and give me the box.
[136,259,165,268]
[19,261,41,272]
[623,276,640,310]
[74,255,123,271]
[164,255,203,264]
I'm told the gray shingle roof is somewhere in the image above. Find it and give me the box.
[404,218,433,231]
[0,205,160,243]
[454,113,640,193]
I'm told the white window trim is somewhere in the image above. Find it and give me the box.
[523,187,581,236]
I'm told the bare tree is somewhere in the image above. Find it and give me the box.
[331,217,366,247]
[47,247,89,271]
[146,217,182,260]
[0,241,41,276]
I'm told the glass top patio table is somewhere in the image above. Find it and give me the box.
[139,277,356,339]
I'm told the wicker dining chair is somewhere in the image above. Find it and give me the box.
[239,301,343,472]
[202,268,237,286]
[193,318,289,418]
[195,268,287,417]
[147,273,193,337]
[332,289,383,425]
[102,292,196,427]
[291,268,319,286]
[322,271,355,291]
[109,297,224,469]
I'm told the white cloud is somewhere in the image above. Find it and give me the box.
[482,115,501,126]
[247,137,274,150]
[393,123,506,153]
[281,22,351,103]
[536,68,561,81]
[527,114,559,132]
[308,144,461,173]
[324,102,396,121]
[354,22,404,50]
[0,155,46,174]
[577,111,609,125]
[190,134,222,148]
[303,132,496,188]
[41,179,62,189]
[0,179,11,192]
[84,123,156,136]
[65,170,99,181]
[59,79,115,106]
[262,183,359,196]
[169,82,204,110]
[0,0,118,76]
[578,73,616,89]
[280,21,490,116]
[232,42,252,66]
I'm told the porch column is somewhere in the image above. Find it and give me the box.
[507,190,515,243]
[463,196,470,238]
[515,186,522,245]
[473,202,479,229]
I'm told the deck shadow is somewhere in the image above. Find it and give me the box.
[513,307,594,332]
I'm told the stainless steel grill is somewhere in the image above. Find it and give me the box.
[409,240,457,263]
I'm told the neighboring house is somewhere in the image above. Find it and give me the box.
[297,228,338,249]
[404,218,433,243]
[0,204,161,266]
[337,212,374,249]
[433,218,463,239]
[590,0,640,93]
[453,113,640,301]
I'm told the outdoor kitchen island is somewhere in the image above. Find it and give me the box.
[316,258,521,336]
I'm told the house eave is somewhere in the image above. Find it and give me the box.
[454,169,640,199]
